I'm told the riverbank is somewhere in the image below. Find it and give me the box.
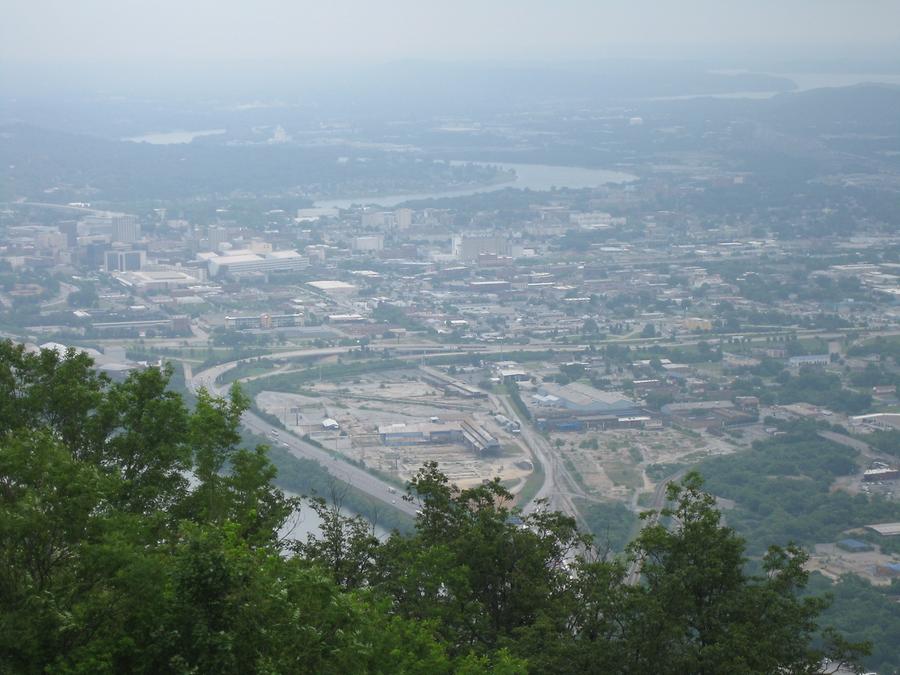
[314,161,637,209]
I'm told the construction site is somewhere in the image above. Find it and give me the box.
[254,369,534,489]
[545,427,716,503]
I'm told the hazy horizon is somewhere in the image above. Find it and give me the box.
[4,0,900,79]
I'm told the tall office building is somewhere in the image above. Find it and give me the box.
[452,233,510,261]
[105,250,146,272]
[112,215,141,243]
[352,235,384,252]
[207,225,228,252]
[394,208,413,230]
[58,220,79,247]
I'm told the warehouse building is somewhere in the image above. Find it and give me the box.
[225,313,303,330]
[307,279,358,298]
[865,522,900,537]
[460,420,500,454]
[535,382,638,415]
[200,249,307,277]
[863,467,900,482]
[661,400,758,429]
[378,419,499,454]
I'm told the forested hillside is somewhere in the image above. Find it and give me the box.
[0,342,869,673]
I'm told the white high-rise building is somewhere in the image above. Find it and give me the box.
[352,235,384,252]
[394,208,413,230]
[452,234,510,261]
[112,215,141,243]
[207,225,228,252]
[361,210,392,228]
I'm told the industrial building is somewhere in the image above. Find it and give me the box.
[863,467,900,482]
[307,279,358,298]
[851,413,900,430]
[419,368,488,399]
[875,563,900,578]
[90,315,191,335]
[534,382,638,415]
[378,419,499,454]
[468,280,511,293]
[460,420,500,454]
[112,269,202,292]
[788,354,831,369]
[535,414,657,432]
[199,249,307,277]
[836,538,873,553]
[378,422,463,446]
[865,522,900,537]
[661,400,758,429]
[225,313,303,331]
[496,365,530,383]
[494,414,521,434]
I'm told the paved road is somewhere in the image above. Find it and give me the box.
[185,360,419,519]
[187,341,605,522]
[186,331,886,538]
[625,467,688,585]
[489,393,559,513]
[242,407,419,519]
[488,392,596,536]
[187,337,733,530]
[819,430,873,455]
[818,430,897,467]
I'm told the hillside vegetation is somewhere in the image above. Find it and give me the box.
[0,341,869,674]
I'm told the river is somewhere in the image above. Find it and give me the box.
[313,162,637,209]
[279,492,390,543]
[123,128,226,144]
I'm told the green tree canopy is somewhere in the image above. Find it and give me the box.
[0,341,870,673]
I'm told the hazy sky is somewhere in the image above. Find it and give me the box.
[4,0,900,68]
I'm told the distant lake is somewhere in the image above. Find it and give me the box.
[314,162,637,209]
[124,128,226,144]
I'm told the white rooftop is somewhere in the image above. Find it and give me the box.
[865,522,900,537]
[308,280,356,291]
[268,250,304,259]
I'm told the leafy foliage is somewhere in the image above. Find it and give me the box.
[576,499,639,552]
[777,368,872,414]
[0,341,873,673]
[862,429,900,458]
[807,573,900,675]
[699,431,900,555]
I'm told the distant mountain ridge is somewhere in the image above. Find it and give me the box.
[763,82,900,134]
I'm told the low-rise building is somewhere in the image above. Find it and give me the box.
[307,280,358,298]
[788,354,830,369]
[225,313,303,330]
[863,467,900,482]
[535,382,638,415]
[378,419,499,454]
[201,249,307,277]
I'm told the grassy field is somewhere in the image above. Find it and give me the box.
[603,461,643,489]
[514,455,545,508]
